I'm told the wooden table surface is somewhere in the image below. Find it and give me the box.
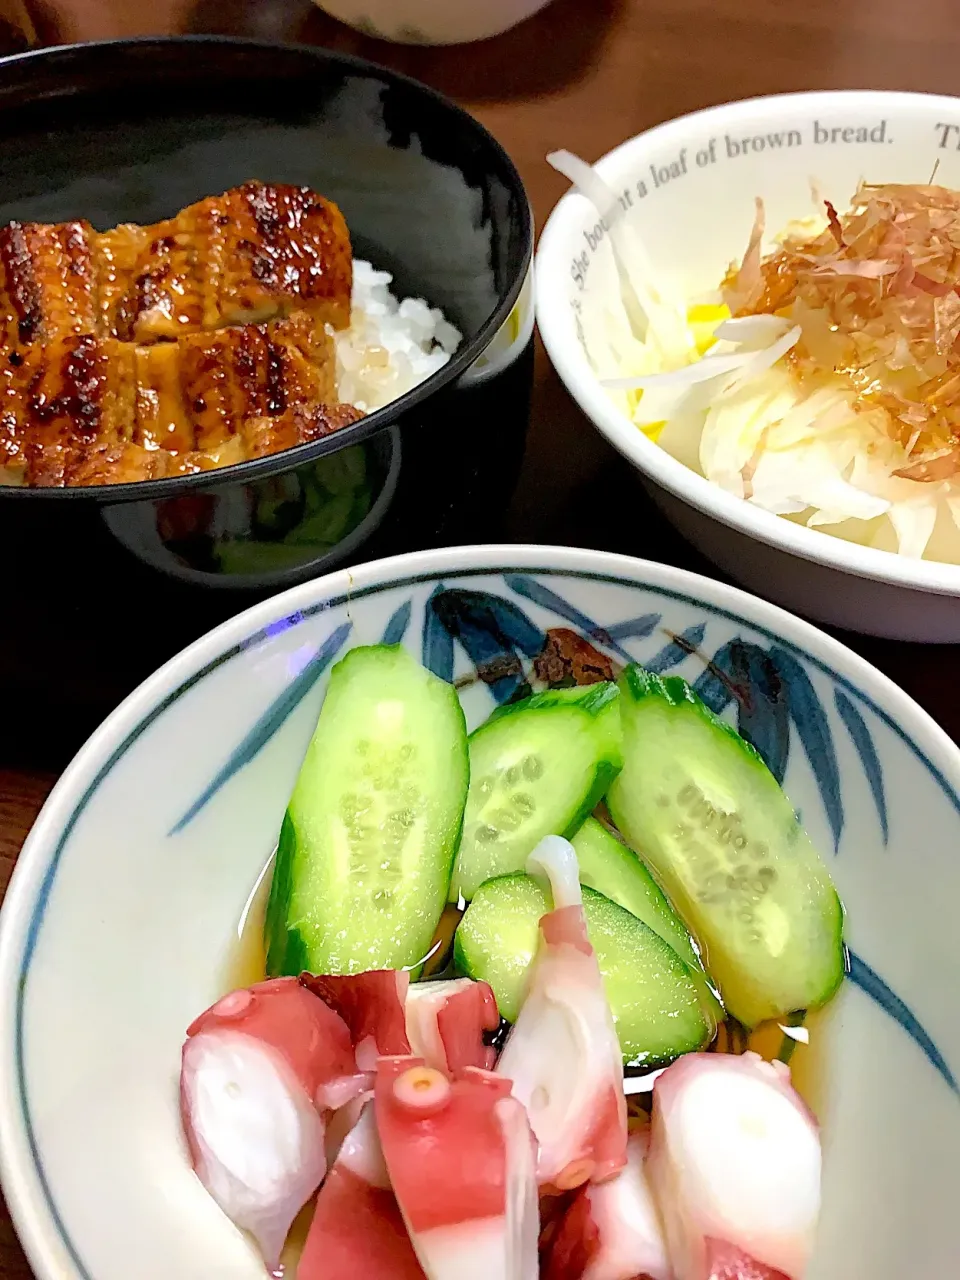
[3,0,960,1272]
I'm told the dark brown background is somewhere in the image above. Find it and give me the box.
[2,0,960,1273]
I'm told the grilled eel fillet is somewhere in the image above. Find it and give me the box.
[0,182,357,486]
[0,182,353,344]
[0,315,362,486]
[60,403,365,487]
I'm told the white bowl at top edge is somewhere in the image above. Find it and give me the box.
[0,542,959,1280]
[536,90,960,642]
[311,0,554,45]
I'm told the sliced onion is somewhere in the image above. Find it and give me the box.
[889,498,938,559]
[717,326,802,401]
[602,351,753,392]
[945,491,960,534]
[548,149,693,356]
[606,325,800,399]
[548,149,624,228]
[547,149,665,292]
[712,315,792,344]
[764,386,856,450]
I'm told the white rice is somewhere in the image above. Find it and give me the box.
[334,259,463,412]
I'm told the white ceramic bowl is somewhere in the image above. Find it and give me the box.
[312,0,554,45]
[1,543,959,1280]
[537,91,960,642]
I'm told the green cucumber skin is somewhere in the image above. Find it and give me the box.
[484,680,622,727]
[454,874,715,1067]
[607,665,845,1028]
[265,811,306,977]
[450,682,623,902]
[265,644,468,978]
[572,816,725,1022]
[571,816,699,966]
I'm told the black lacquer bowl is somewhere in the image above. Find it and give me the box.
[0,36,534,765]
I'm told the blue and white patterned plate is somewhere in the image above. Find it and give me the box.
[0,545,956,1280]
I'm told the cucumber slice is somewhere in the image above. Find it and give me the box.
[454,874,715,1067]
[450,683,623,902]
[265,645,469,977]
[572,816,724,1021]
[571,816,700,968]
[607,665,845,1028]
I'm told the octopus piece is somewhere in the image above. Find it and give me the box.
[179,977,368,1269]
[299,970,501,1076]
[646,1051,821,1280]
[299,1100,426,1280]
[404,977,501,1075]
[301,970,413,1070]
[375,1056,540,1280]
[495,835,628,1193]
[542,1125,673,1280]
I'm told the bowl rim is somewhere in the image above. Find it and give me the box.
[0,35,534,502]
[2,540,960,1280]
[535,88,960,597]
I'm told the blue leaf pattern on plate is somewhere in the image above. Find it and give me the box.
[168,621,352,835]
[732,641,790,785]
[848,950,957,1093]
[692,657,736,717]
[504,573,633,661]
[834,689,889,844]
[646,623,707,675]
[427,593,527,706]
[428,590,540,703]
[381,599,412,646]
[604,613,662,642]
[692,639,790,781]
[769,646,844,851]
[465,592,545,659]
[421,583,454,682]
